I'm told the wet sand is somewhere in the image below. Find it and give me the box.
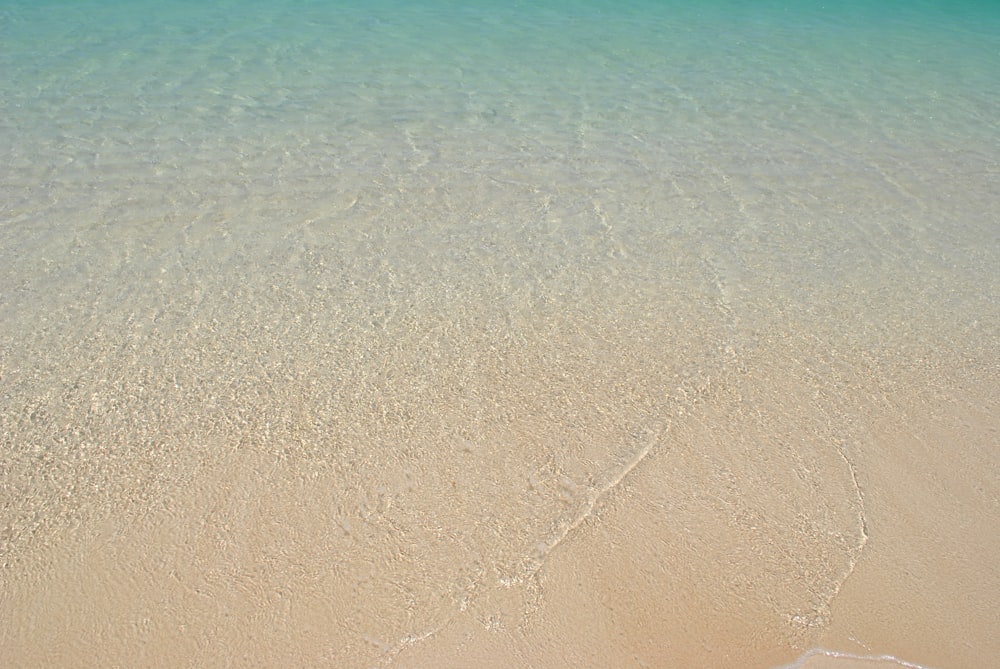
[1,4,998,663]
[1,170,998,668]
[391,338,1000,669]
[2,292,997,667]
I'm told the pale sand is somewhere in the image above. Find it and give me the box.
[2,329,996,668]
[1,152,997,669]
[391,340,1000,669]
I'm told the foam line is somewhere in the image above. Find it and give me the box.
[776,648,937,669]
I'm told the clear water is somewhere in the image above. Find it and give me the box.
[1,1,998,667]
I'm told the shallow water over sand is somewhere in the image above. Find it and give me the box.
[2,1,999,667]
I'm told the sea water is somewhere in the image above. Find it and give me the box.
[1,1,998,667]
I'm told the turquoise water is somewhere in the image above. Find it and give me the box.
[3,1,998,220]
[3,1,998,195]
[1,1,998,667]
[2,0,997,337]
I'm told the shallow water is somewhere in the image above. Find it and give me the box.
[1,1,998,667]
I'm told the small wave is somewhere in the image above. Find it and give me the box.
[776,648,937,669]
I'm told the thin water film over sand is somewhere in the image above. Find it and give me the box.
[1,1,999,667]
